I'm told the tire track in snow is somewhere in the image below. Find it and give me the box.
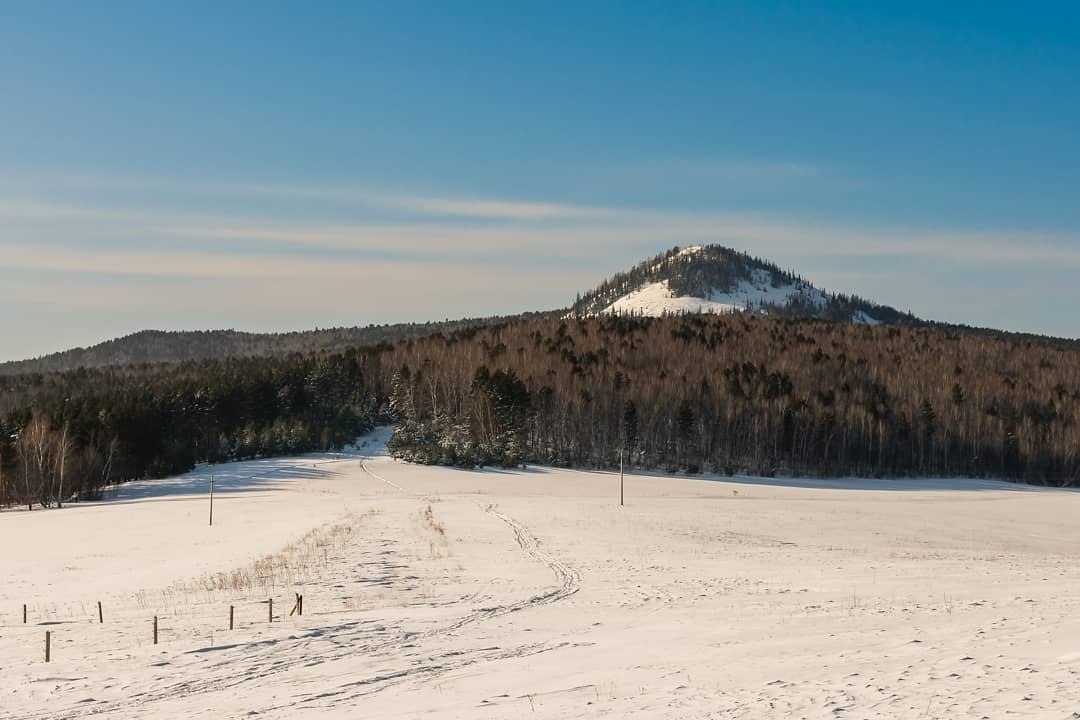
[276,504,582,710]
[26,501,579,719]
[275,639,576,711]
[481,504,581,608]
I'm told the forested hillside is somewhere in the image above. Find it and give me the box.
[0,351,383,508]
[3,312,1080,510]
[385,315,1080,483]
[7,244,1080,381]
[0,314,548,376]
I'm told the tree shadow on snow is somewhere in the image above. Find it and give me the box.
[100,457,339,505]
[690,473,1075,493]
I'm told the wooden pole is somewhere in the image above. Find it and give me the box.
[299,594,303,617]
[23,603,27,624]
[45,631,50,662]
[153,616,158,645]
[97,600,103,624]
[208,474,215,527]
[229,605,234,630]
[268,598,273,623]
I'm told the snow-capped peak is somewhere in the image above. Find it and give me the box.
[572,245,896,326]
[676,245,706,257]
[602,270,827,317]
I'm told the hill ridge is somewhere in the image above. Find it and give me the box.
[571,244,913,325]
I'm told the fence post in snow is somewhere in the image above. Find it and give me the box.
[98,601,103,624]
[153,616,158,645]
[290,593,304,617]
[268,598,273,623]
[229,605,234,630]
[45,631,50,662]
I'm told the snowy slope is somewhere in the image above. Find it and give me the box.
[852,309,883,326]
[5,429,1080,718]
[602,266,828,317]
[577,244,891,324]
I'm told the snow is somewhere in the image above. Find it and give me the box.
[602,280,745,316]
[853,309,882,326]
[5,428,1080,718]
[602,271,828,318]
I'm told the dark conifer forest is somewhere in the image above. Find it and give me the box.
[3,311,1080,509]
[0,352,382,509]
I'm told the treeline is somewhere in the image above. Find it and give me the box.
[385,314,1080,484]
[4,312,1080,510]
[0,351,382,509]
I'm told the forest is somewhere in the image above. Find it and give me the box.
[0,351,382,509]
[3,311,1080,509]
[385,314,1080,482]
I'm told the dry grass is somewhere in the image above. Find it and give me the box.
[420,504,451,558]
[175,511,374,598]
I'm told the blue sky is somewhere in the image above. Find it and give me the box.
[2,2,1079,360]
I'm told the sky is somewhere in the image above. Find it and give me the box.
[2,2,1079,361]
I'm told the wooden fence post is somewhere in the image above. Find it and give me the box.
[229,605,234,630]
[268,598,273,623]
[153,616,158,645]
[23,603,27,624]
[45,631,51,662]
[98,601,103,624]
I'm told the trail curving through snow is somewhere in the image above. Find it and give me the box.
[23,485,581,719]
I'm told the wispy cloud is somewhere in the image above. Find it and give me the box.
[3,172,1080,359]
[153,214,1080,269]
[0,174,622,222]
[369,193,617,220]
[0,243,347,279]
[4,186,1080,274]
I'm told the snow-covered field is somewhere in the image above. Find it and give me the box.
[5,428,1080,719]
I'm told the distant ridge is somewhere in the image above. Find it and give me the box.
[5,244,1079,375]
[0,315,552,376]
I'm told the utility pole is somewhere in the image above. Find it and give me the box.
[208,474,215,527]
[56,422,68,509]
[619,447,625,507]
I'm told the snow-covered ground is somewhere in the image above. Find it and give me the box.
[601,269,828,318]
[4,428,1080,718]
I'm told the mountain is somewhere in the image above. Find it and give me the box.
[570,245,917,325]
[4,244,1077,376]
[5,244,1080,495]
